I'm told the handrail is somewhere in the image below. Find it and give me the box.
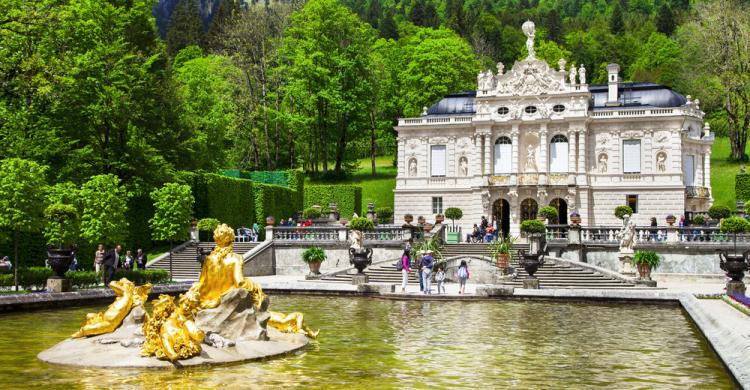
[272,225,408,242]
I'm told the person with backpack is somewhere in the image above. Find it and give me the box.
[397,245,411,293]
[457,260,470,294]
[421,250,434,295]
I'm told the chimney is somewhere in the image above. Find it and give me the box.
[606,63,620,106]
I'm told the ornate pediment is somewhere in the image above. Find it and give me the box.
[491,59,564,97]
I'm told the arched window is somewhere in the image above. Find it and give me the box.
[549,134,569,173]
[493,136,512,174]
[521,198,538,221]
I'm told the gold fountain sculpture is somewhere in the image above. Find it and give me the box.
[71,223,318,362]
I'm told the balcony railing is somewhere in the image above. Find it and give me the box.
[398,116,473,126]
[686,186,711,199]
[271,225,408,243]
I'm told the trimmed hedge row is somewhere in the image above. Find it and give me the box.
[737,174,750,202]
[0,231,47,268]
[304,185,362,219]
[285,169,305,212]
[176,171,255,229]
[0,268,169,290]
[254,183,298,225]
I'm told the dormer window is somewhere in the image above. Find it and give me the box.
[524,106,537,114]
[497,107,509,115]
[553,104,566,113]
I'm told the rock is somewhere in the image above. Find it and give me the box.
[99,338,119,345]
[194,288,269,342]
[120,338,144,348]
[204,332,236,348]
[122,306,146,326]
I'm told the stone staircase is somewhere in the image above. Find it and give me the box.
[148,241,259,280]
[321,243,636,289]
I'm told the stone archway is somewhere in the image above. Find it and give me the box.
[492,198,511,238]
[549,198,568,224]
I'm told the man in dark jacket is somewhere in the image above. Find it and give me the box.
[101,244,121,285]
[135,249,147,269]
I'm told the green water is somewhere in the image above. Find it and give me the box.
[0,296,735,389]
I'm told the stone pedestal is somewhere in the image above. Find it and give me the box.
[523,278,540,289]
[351,274,369,285]
[305,274,322,280]
[635,279,657,287]
[727,280,747,296]
[46,277,72,293]
[618,253,635,276]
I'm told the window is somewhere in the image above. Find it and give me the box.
[684,155,695,186]
[493,136,512,174]
[627,195,638,214]
[553,104,566,113]
[497,107,509,115]
[524,106,537,114]
[549,134,569,173]
[432,197,443,214]
[622,140,641,173]
[430,145,446,176]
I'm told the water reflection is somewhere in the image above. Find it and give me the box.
[0,297,735,389]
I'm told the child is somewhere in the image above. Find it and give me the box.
[435,266,446,294]
[457,260,470,294]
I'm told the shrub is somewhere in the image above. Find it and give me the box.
[520,220,545,234]
[304,185,362,220]
[614,205,634,219]
[197,218,220,232]
[43,203,79,247]
[0,268,170,290]
[720,216,750,234]
[303,207,322,219]
[692,215,706,225]
[444,207,463,227]
[488,236,517,256]
[349,217,375,232]
[254,182,297,226]
[736,173,750,201]
[539,206,559,222]
[633,251,660,268]
[176,171,254,229]
[708,205,732,220]
[301,247,326,264]
[376,206,394,224]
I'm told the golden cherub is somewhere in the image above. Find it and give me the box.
[72,279,152,338]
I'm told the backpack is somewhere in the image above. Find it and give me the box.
[457,266,468,279]
[396,255,406,271]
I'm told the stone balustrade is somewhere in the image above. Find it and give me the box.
[271,225,409,243]
[552,224,750,247]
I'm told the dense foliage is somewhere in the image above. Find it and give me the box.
[149,183,195,243]
[304,185,363,219]
[0,268,170,290]
[539,206,559,222]
[614,205,634,219]
[301,247,327,264]
[79,174,130,247]
[633,250,661,268]
[376,206,394,224]
[520,219,546,234]
[720,216,750,234]
[736,174,750,202]
[349,217,375,232]
[444,207,463,227]
[708,205,732,220]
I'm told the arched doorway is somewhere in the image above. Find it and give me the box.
[521,198,538,221]
[549,198,568,224]
[492,198,510,238]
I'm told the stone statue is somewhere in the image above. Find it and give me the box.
[496,62,504,76]
[569,65,577,85]
[526,145,537,172]
[478,70,493,91]
[349,229,364,251]
[72,279,152,338]
[599,154,608,173]
[578,64,586,84]
[558,58,566,72]
[656,152,667,172]
[408,158,417,177]
[421,106,428,116]
[459,157,468,177]
[616,215,636,254]
[269,311,320,338]
[522,20,536,59]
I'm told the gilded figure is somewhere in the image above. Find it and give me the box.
[72,279,151,338]
[269,311,320,338]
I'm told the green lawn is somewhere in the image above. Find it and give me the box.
[306,156,397,215]
[711,137,745,209]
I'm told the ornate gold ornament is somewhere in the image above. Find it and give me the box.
[72,279,151,338]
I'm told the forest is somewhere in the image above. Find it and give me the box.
[1,0,749,190]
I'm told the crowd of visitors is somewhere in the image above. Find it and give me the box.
[90,244,147,285]
[466,216,501,243]
[396,244,470,294]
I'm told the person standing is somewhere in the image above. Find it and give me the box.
[435,266,446,294]
[101,244,121,285]
[421,250,434,295]
[94,244,105,273]
[398,246,411,293]
[123,250,134,270]
[135,249,147,270]
[457,260,470,294]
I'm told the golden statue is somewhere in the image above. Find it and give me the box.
[141,295,204,362]
[72,279,151,338]
[269,311,320,338]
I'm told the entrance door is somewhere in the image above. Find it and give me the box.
[492,198,511,238]
[549,198,568,224]
[521,198,538,221]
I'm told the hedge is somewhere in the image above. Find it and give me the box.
[737,174,750,202]
[0,268,169,290]
[176,171,255,229]
[304,185,362,219]
[0,231,47,268]
[254,183,298,226]
[285,169,305,211]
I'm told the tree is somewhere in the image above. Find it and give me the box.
[656,4,675,36]
[0,158,48,291]
[166,0,205,57]
[444,207,464,227]
[610,3,625,34]
[79,174,129,248]
[629,33,681,86]
[379,8,399,40]
[150,183,194,281]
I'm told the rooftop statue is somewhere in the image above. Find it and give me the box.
[522,20,536,59]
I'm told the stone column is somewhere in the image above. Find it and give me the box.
[422,136,430,177]
[478,134,485,176]
[511,126,520,186]
[705,151,712,194]
[568,130,577,183]
[397,137,406,177]
[539,125,548,185]
[448,136,457,177]
[484,132,492,176]
[577,127,587,184]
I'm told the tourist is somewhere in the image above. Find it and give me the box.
[0,256,11,271]
[101,244,121,285]
[480,216,488,233]
[466,224,481,243]
[136,249,147,269]
[484,225,495,242]
[678,215,686,228]
[398,246,411,293]
[421,249,434,295]
[251,223,260,242]
[457,260,470,294]
[649,217,659,241]
[123,250,134,270]
[435,265,446,294]
[68,255,79,272]
[94,244,105,273]
[491,218,499,239]
[417,251,424,292]
[196,247,210,265]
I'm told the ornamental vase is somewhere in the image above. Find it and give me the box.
[637,263,653,281]
[308,261,322,275]
[47,247,73,278]
[720,254,748,282]
[349,247,373,274]
[520,252,545,279]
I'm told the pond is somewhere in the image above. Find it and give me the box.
[0,296,735,389]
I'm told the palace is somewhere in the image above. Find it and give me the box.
[393,21,713,237]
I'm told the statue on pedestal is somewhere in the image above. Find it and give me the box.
[522,21,536,59]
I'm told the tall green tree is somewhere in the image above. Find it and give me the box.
[79,174,129,248]
[150,183,194,280]
[629,32,680,86]
[166,0,205,57]
[0,158,48,291]
[610,3,625,34]
[656,4,675,36]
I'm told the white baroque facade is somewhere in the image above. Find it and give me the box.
[394,22,713,237]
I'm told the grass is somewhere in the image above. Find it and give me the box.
[711,137,745,209]
[306,156,396,215]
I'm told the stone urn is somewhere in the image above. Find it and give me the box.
[265,215,275,226]
[349,248,373,274]
[417,215,426,225]
[636,263,653,281]
[47,246,73,278]
[719,251,749,295]
[519,251,545,279]
[570,213,581,225]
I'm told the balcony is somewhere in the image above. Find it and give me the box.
[686,186,710,199]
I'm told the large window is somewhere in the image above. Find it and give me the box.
[430,145,446,176]
[684,155,695,186]
[432,197,443,214]
[549,134,569,173]
[627,194,638,213]
[623,140,641,173]
[493,136,512,174]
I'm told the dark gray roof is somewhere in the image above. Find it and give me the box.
[425,91,476,115]
[589,82,687,108]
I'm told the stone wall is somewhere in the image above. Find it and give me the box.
[242,242,275,277]
[273,242,403,276]
[559,245,724,275]
[588,188,685,226]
